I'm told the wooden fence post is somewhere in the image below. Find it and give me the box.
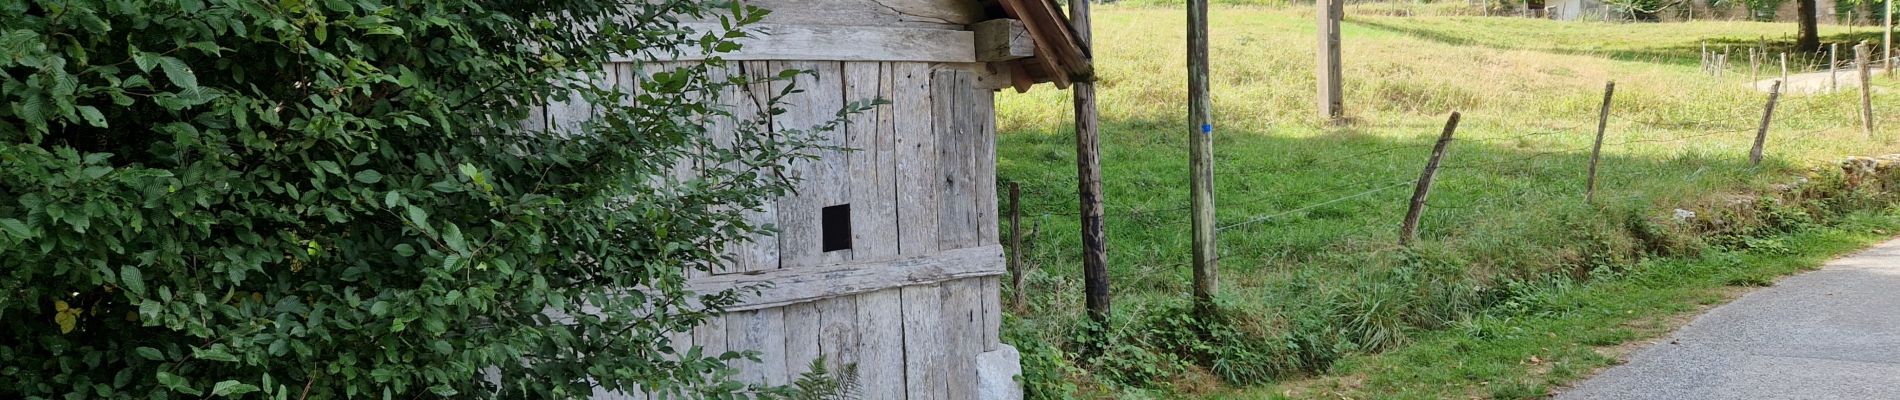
[1587,82,1615,203]
[1780,52,1789,85]
[1189,0,1219,311]
[1859,42,1877,136]
[1317,0,1344,122]
[1887,0,1894,78]
[1751,80,1781,166]
[1831,43,1840,93]
[1069,0,1110,323]
[1007,182,1024,308]
[1401,112,1460,247]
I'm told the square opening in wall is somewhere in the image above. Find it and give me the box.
[822,204,852,252]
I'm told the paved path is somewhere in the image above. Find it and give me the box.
[1749,67,1888,95]
[1557,238,1900,400]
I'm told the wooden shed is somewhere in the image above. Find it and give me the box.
[538,0,1090,399]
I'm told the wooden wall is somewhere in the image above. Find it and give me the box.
[555,58,1007,399]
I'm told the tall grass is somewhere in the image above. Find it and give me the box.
[998,5,1900,397]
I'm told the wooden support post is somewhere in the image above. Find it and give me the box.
[1188,0,1219,309]
[1007,182,1025,308]
[1859,43,1877,136]
[1718,53,1727,78]
[1071,0,1111,323]
[1832,43,1841,93]
[1752,50,1761,83]
[1702,42,1711,73]
[1401,113,1459,247]
[1887,0,1894,77]
[1780,52,1789,84]
[1587,81,1614,203]
[1317,0,1344,122]
[1751,80,1781,166]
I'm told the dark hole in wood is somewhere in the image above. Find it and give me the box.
[822,204,851,252]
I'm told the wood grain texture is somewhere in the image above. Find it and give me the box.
[973,19,1036,62]
[815,295,861,369]
[893,62,939,256]
[735,61,782,272]
[902,283,949,400]
[981,276,1002,351]
[773,61,851,269]
[973,86,999,246]
[844,62,901,263]
[942,278,980,400]
[621,23,975,63]
[726,308,789,386]
[782,301,823,378]
[682,244,1005,312]
[733,0,981,28]
[934,69,981,251]
[855,288,906,400]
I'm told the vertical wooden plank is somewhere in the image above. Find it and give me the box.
[546,70,601,135]
[941,279,980,400]
[815,296,861,370]
[783,302,823,378]
[736,61,782,272]
[1316,0,1344,120]
[693,314,729,358]
[776,61,852,269]
[845,61,901,262]
[934,69,980,251]
[982,276,1002,352]
[725,308,788,386]
[901,284,948,400]
[973,87,999,247]
[856,289,906,400]
[893,63,939,256]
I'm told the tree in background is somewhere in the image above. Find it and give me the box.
[1799,0,1822,52]
[0,0,833,398]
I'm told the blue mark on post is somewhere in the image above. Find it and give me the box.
[1201,124,1212,134]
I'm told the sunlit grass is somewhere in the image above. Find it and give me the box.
[998,4,1900,397]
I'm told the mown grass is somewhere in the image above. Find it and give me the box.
[995,5,1900,398]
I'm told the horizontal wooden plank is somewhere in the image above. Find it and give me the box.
[683,245,1005,311]
[973,19,1035,62]
[620,23,974,63]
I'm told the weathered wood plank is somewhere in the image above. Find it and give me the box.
[773,61,851,268]
[942,278,980,400]
[681,0,982,28]
[902,283,949,400]
[973,86,999,246]
[692,313,729,359]
[621,24,974,63]
[934,69,981,251]
[683,244,1005,312]
[726,308,789,386]
[844,62,900,262]
[973,19,1036,62]
[782,301,823,378]
[815,295,860,370]
[734,61,782,272]
[893,62,939,256]
[982,276,1001,352]
[855,288,905,400]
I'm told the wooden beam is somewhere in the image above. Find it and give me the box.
[619,23,975,63]
[1317,0,1344,121]
[974,19,1036,62]
[683,245,1006,312]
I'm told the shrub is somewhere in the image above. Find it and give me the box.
[0,0,816,398]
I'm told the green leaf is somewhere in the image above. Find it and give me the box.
[135,347,163,360]
[156,371,199,395]
[210,380,258,396]
[0,218,31,239]
[83,166,111,179]
[120,265,146,297]
[77,105,107,127]
[441,223,467,254]
[393,243,415,257]
[157,57,198,89]
[193,346,239,362]
[353,169,382,183]
[405,206,430,233]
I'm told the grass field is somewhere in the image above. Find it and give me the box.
[994,5,1900,398]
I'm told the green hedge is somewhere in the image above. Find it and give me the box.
[0,0,817,398]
